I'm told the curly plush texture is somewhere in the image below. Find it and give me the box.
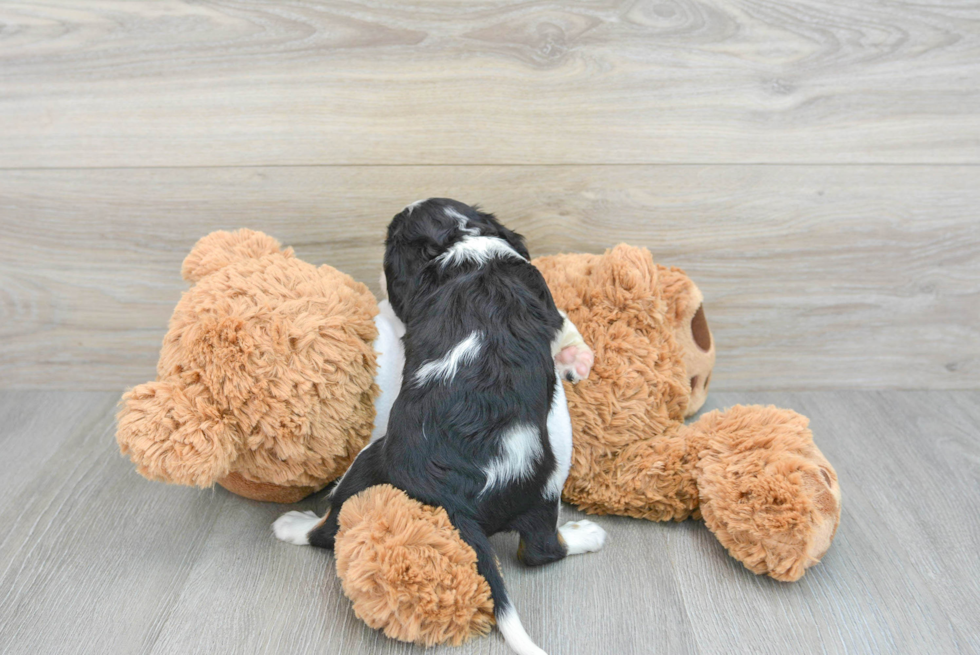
[534,245,841,580]
[534,245,696,520]
[331,246,840,655]
[692,405,841,581]
[181,229,287,283]
[116,229,380,499]
[335,485,495,647]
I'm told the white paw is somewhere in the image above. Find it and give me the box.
[556,344,594,383]
[559,519,606,555]
[272,510,320,546]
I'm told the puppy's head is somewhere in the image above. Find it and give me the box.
[383,198,529,321]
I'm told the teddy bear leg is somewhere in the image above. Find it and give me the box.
[333,485,495,647]
[688,405,841,581]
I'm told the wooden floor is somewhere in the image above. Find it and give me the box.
[1,390,977,655]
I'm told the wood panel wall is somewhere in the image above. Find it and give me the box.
[0,1,977,390]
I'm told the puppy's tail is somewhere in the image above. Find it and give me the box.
[453,517,548,655]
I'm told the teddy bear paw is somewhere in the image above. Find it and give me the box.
[691,406,841,581]
[556,344,594,383]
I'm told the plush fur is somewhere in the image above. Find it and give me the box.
[322,238,839,653]
[334,484,495,646]
[534,245,696,519]
[692,405,841,582]
[116,229,379,500]
[533,244,841,580]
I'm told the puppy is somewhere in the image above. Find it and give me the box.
[274,199,603,655]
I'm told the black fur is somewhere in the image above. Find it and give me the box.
[308,198,570,618]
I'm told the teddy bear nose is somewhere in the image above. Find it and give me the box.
[692,304,711,352]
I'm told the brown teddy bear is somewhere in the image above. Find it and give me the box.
[116,229,380,503]
[116,231,841,647]
[533,245,840,581]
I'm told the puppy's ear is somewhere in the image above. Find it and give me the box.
[473,209,530,260]
[383,239,412,321]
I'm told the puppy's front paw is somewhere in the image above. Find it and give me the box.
[273,510,320,546]
[559,519,607,555]
[556,344,594,383]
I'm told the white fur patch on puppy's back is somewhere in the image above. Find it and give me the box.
[437,235,524,268]
[403,199,427,215]
[414,331,483,387]
[481,424,543,495]
[444,206,480,235]
[544,372,573,499]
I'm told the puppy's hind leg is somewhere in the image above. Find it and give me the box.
[273,439,385,550]
[512,498,567,567]
[512,497,607,565]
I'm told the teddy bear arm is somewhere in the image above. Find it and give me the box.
[116,379,241,488]
[689,405,841,581]
[562,426,706,522]
[334,485,495,647]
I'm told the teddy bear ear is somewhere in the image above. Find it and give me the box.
[656,266,715,416]
[116,379,240,487]
[181,229,294,282]
[597,244,658,294]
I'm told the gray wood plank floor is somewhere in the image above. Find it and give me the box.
[1,390,977,655]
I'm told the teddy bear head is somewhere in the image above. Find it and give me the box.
[116,229,380,502]
[533,244,714,426]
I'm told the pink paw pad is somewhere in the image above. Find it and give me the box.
[556,344,594,382]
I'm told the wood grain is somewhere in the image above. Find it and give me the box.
[1,165,977,391]
[675,391,980,655]
[0,391,232,655]
[0,0,978,167]
[1,390,978,654]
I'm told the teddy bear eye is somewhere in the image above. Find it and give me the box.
[691,304,711,352]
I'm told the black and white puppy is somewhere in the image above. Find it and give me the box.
[274,198,604,655]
